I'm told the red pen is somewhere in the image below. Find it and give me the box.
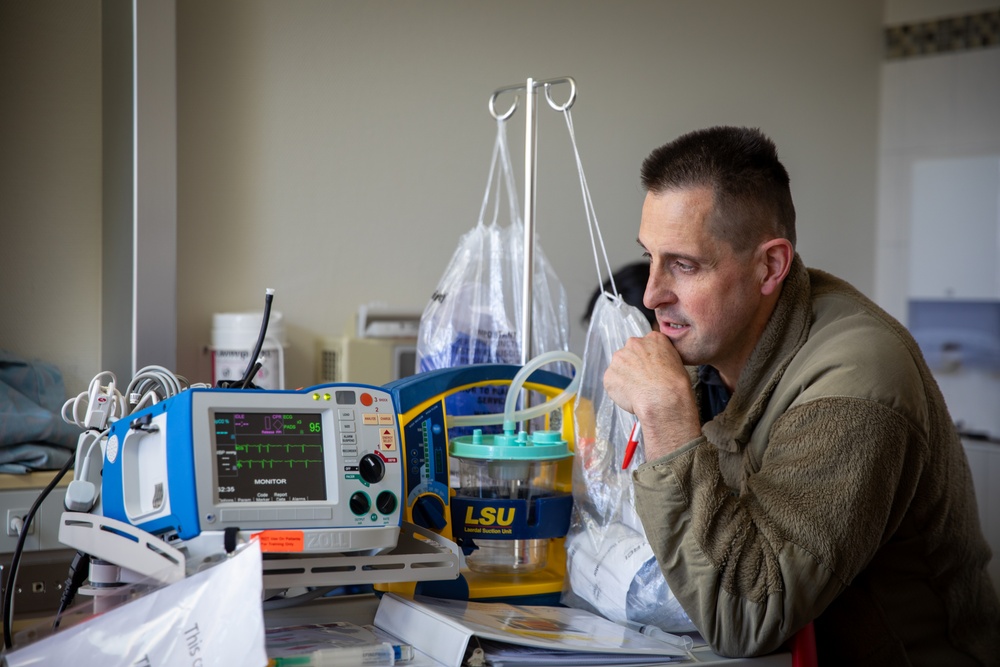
[622,421,641,469]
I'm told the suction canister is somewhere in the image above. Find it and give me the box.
[450,424,573,574]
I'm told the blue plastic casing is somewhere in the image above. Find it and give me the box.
[104,391,200,539]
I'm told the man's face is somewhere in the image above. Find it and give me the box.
[639,186,767,387]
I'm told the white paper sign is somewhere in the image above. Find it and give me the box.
[4,541,267,667]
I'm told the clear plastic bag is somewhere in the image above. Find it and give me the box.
[564,295,693,631]
[558,110,694,633]
[416,120,569,426]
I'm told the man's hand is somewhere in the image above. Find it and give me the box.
[603,331,702,460]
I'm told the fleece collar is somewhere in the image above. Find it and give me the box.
[701,253,813,453]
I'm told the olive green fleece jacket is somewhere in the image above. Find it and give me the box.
[632,254,1000,665]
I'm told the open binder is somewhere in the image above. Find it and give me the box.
[373,593,688,667]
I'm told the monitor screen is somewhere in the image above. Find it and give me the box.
[212,411,328,503]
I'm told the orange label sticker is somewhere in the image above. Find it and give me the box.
[252,530,305,553]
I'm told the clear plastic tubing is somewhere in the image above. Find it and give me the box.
[448,350,583,428]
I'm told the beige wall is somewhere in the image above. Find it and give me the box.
[3,0,886,393]
[174,0,883,389]
[0,0,103,394]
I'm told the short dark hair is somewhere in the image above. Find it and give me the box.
[640,126,796,252]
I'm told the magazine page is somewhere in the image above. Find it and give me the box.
[266,621,385,656]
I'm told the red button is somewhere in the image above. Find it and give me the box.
[360,393,373,406]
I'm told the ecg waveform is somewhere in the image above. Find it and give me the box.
[232,443,323,468]
[234,458,322,469]
[234,443,324,453]
[218,444,324,474]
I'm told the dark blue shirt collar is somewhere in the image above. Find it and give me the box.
[698,365,732,422]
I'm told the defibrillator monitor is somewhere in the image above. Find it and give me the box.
[102,384,404,552]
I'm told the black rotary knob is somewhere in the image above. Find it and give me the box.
[359,453,386,484]
[349,491,370,515]
[376,491,398,515]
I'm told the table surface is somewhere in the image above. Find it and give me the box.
[265,594,793,667]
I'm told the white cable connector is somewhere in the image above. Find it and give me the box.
[8,515,24,537]
[66,430,105,513]
[64,480,98,513]
[64,372,125,432]
[84,383,116,430]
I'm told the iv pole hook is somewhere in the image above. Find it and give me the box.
[488,76,576,120]
[543,77,576,112]
[489,88,519,121]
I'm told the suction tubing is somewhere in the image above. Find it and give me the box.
[448,350,583,428]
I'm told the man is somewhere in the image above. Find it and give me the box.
[604,126,1000,665]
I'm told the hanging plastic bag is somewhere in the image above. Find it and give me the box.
[558,109,695,633]
[416,119,569,428]
[566,295,693,631]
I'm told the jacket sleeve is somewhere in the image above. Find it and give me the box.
[632,396,926,657]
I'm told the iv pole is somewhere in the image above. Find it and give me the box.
[487,80,577,571]
[488,76,577,365]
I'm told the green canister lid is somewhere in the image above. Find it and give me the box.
[450,426,572,461]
